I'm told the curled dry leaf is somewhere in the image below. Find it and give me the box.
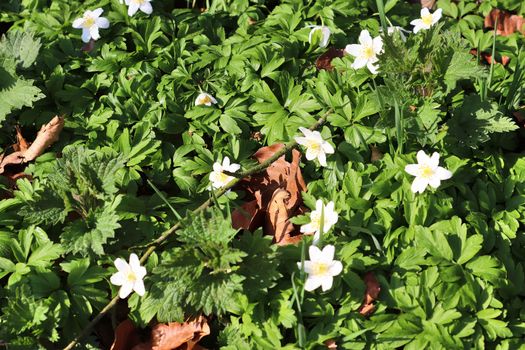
[111,316,210,350]
[316,47,345,71]
[358,272,381,317]
[150,316,210,350]
[0,116,64,174]
[484,9,525,36]
[232,143,307,245]
[469,48,510,66]
[324,339,337,349]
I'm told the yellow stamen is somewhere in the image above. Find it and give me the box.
[422,14,433,26]
[199,95,212,105]
[217,172,230,184]
[83,17,95,28]
[419,165,434,179]
[131,0,145,4]
[306,140,321,153]
[126,271,137,283]
[312,262,329,276]
[363,46,375,59]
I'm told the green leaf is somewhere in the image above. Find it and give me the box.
[466,256,505,284]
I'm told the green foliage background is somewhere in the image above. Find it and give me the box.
[0,0,524,348]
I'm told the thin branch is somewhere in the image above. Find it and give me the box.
[62,116,326,350]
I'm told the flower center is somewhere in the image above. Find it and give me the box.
[83,17,95,28]
[199,95,212,105]
[419,165,434,179]
[363,46,375,59]
[217,171,230,184]
[306,139,321,153]
[312,262,329,276]
[126,271,137,283]
[422,14,433,26]
[131,0,146,4]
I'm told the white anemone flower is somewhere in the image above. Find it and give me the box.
[344,30,383,74]
[405,150,452,194]
[72,8,110,43]
[308,25,331,48]
[300,199,338,244]
[295,127,334,167]
[298,245,343,292]
[209,157,240,190]
[125,0,153,17]
[410,8,442,33]
[110,253,147,299]
[195,92,218,106]
[386,26,409,42]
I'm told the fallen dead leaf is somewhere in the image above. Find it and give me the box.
[316,47,345,71]
[150,316,210,350]
[358,272,380,317]
[232,144,307,244]
[484,9,525,36]
[110,319,143,350]
[324,339,337,349]
[0,116,64,174]
[470,48,510,66]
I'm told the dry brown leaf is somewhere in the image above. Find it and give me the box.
[315,47,345,71]
[358,272,381,317]
[232,144,307,244]
[470,48,510,66]
[324,339,337,349]
[484,9,525,36]
[111,319,144,350]
[150,316,210,350]
[0,116,64,174]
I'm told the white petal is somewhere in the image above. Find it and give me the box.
[322,141,334,154]
[128,3,140,16]
[212,162,222,172]
[411,20,423,33]
[329,261,343,276]
[300,223,314,233]
[320,276,334,291]
[136,266,147,279]
[304,276,322,291]
[129,253,141,271]
[295,136,308,146]
[133,279,146,296]
[114,258,129,272]
[309,245,323,262]
[344,44,362,57]
[301,261,314,273]
[312,231,320,245]
[305,147,319,161]
[358,30,373,46]
[89,26,100,41]
[320,27,331,48]
[421,8,430,17]
[119,283,133,299]
[351,57,368,70]
[298,126,311,137]
[432,8,442,24]
[428,176,441,189]
[321,245,335,263]
[81,28,91,43]
[411,177,428,193]
[405,164,420,176]
[416,150,430,165]
[367,61,379,74]
[96,17,110,29]
[372,36,383,54]
[91,8,104,18]
[317,151,327,166]
[227,163,241,172]
[222,156,231,168]
[140,2,153,14]
[429,152,440,168]
[315,199,324,212]
[436,167,452,180]
[72,18,84,29]
[110,272,125,286]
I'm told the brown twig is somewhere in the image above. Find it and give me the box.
[62,116,327,350]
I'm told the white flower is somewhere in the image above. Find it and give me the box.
[385,26,409,41]
[294,127,334,167]
[110,253,147,299]
[195,92,218,106]
[209,156,240,190]
[300,199,338,244]
[297,245,343,292]
[410,8,442,33]
[72,8,110,43]
[308,26,331,48]
[404,150,452,194]
[125,0,153,17]
[344,29,383,74]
